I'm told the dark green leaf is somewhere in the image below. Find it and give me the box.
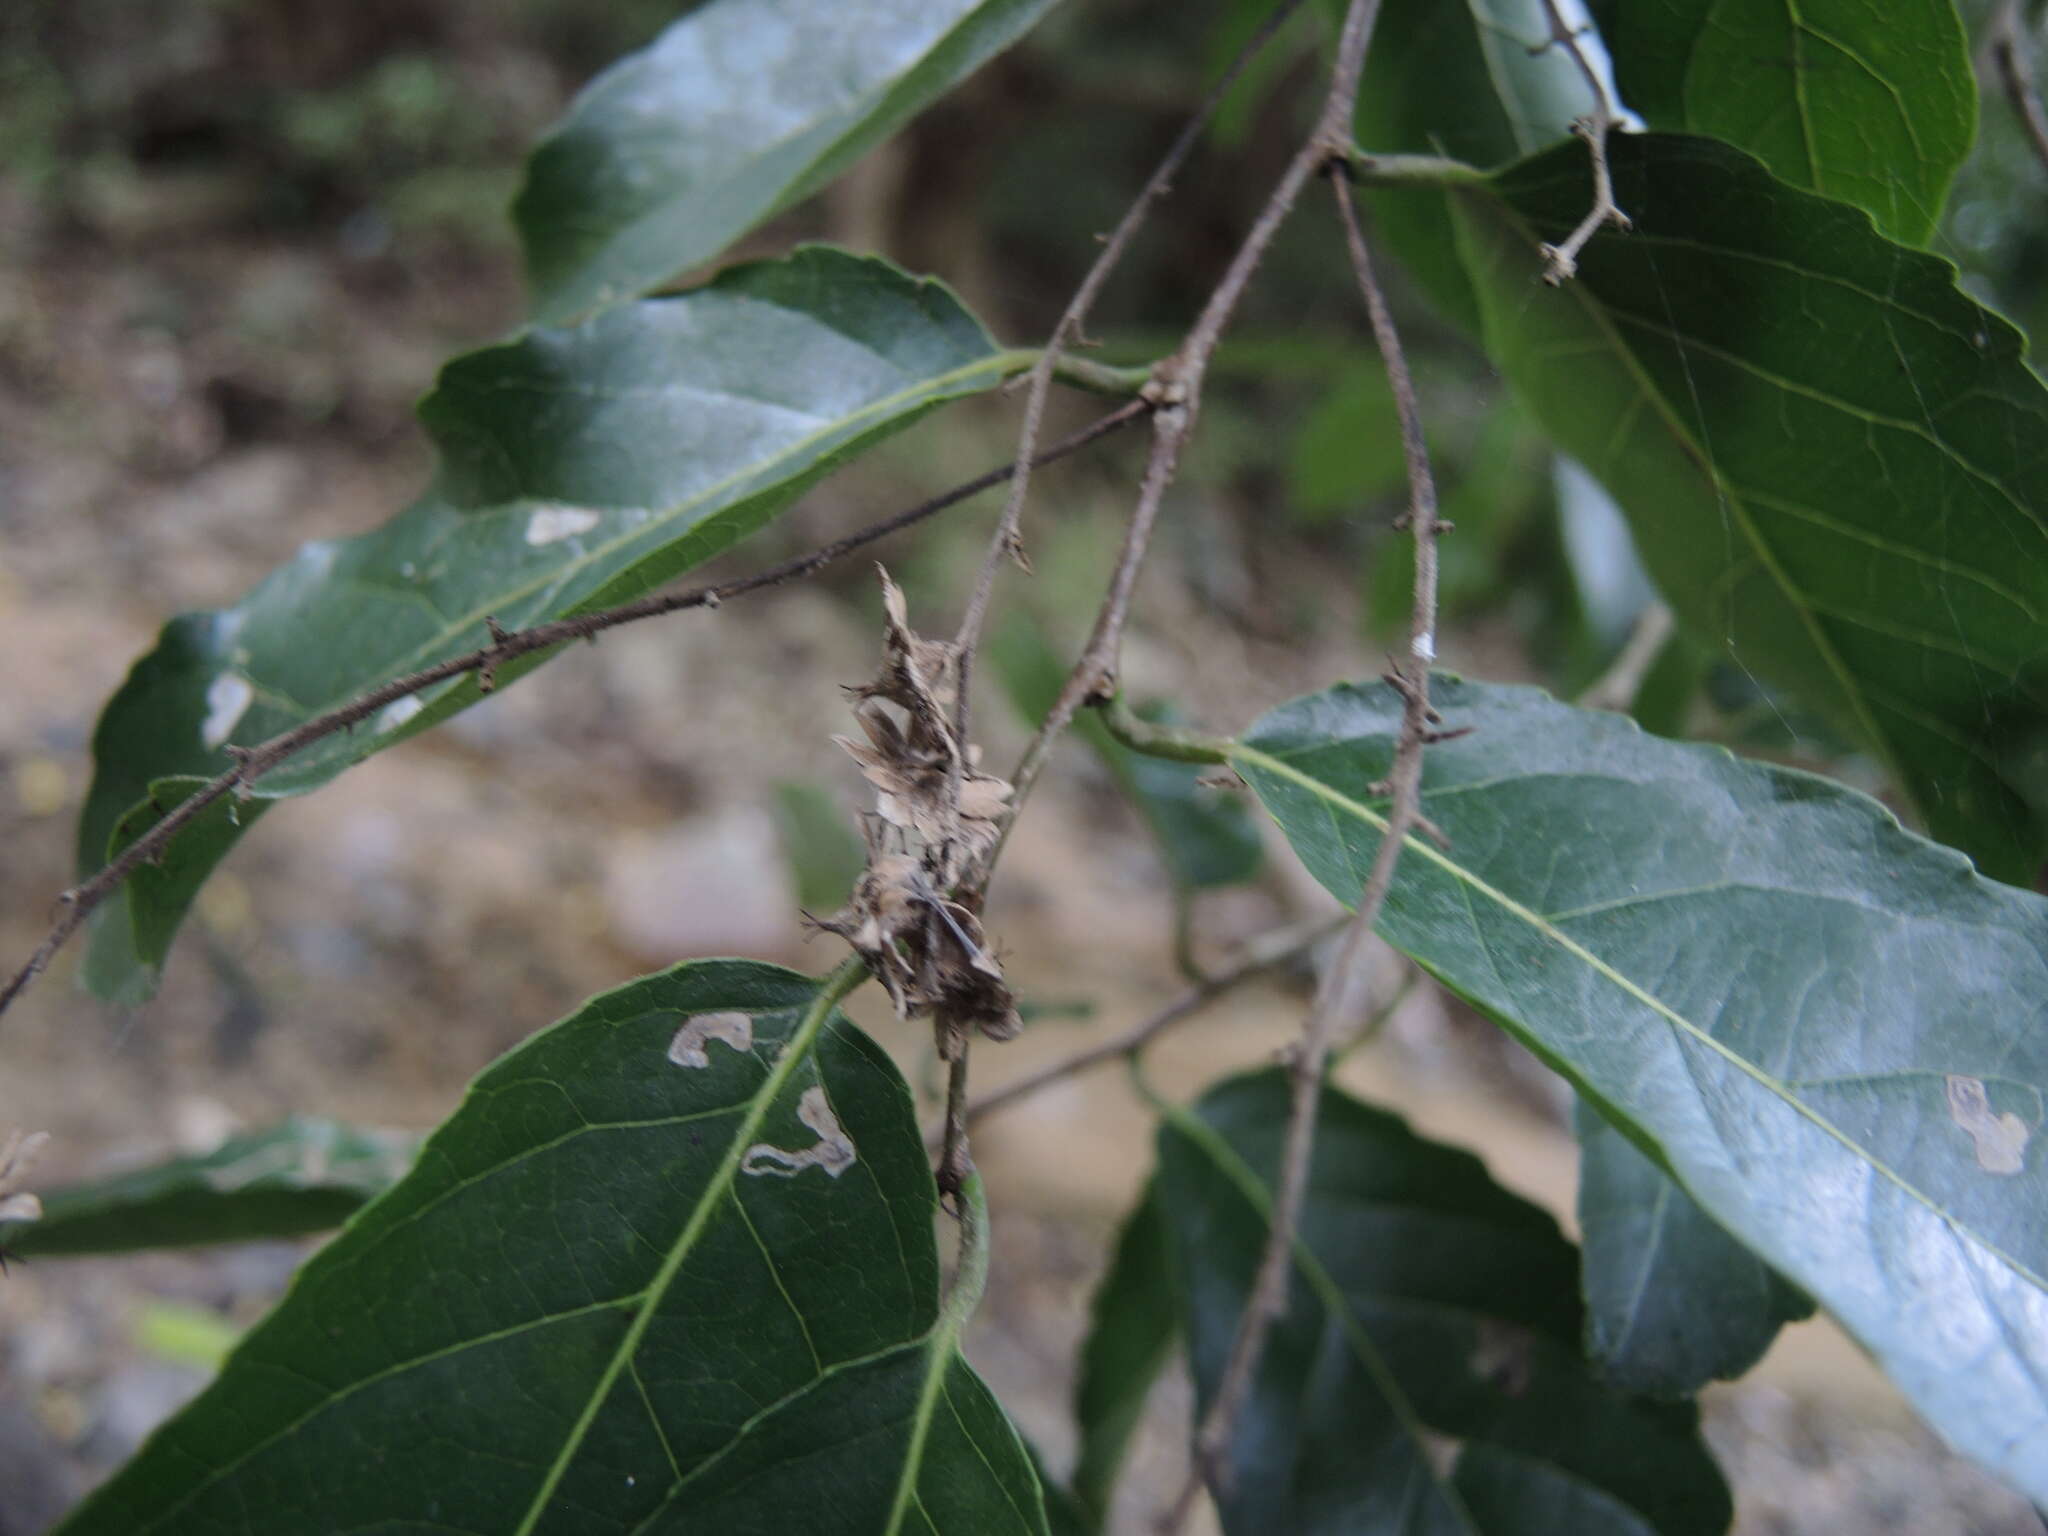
[1592,0,1974,243]
[1234,676,2048,1504]
[1452,134,2048,882]
[78,248,1025,1001]
[56,959,1049,1536]
[1156,1070,1729,1535]
[6,1117,413,1259]
[1072,1182,1177,1528]
[992,616,1262,890]
[1575,1101,1812,1398]
[517,0,1065,323]
[772,781,868,913]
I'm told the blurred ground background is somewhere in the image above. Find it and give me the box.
[2,1,2045,1532]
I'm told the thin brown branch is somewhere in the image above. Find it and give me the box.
[1578,602,1675,713]
[1004,0,1388,832]
[930,915,1341,1145]
[1534,0,1631,284]
[1163,127,1444,1536]
[0,403,1147,1025]
[950,0,1314,685]
[929,1,1313,1209]
[1992,0,2048,179]
[936,1046,974,1202]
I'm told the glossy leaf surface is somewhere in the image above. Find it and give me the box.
[7,1117,413,1259]
[1453,133,2048,882]
[77,248,1022,1001]
[1592,0,1974,243]
[1071,1183,1177,1528]
[57,960,1048,1536]
[517,0,1064,322]
[1235,677,2048,1502]
[1156,1070,1729,1534]
[1576,1102,1811,1398]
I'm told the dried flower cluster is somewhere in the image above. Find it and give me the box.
[819,569,1020,1056]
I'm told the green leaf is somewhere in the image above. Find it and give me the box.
[56,959,1051,1536]
[1072,1183,1177,1528]
[1592,0,1975,244]
[1451,133,2048,883]
[1575,1101,1812,1398]
[5,1117,413,1259]
[516,0,1066,323]
[991,616,1262,890]
[1155,1069,1730,1535]
[772,781,868,914]
[77,248,1026,1002]
[1233,676,2048,1504]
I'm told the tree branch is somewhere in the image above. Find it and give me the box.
[1003,0,1388,832]
[0,402,1148,1025]
[924,0,1364,1203]
[1578,602,1675,713]
[932,915,1342,1144]
[1164,116,1446,1536]
[1992,0,2048,180]
[950,0,1314,701]
[1533,0,1631,284]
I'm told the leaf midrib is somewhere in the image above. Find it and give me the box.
[1229,737,2048,1300]
[511,959,867,1534]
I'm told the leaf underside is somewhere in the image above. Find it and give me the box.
[76,248,1020,1002]
[1156,1071,1729,1535]
[57,960,1047,1536]
[1236,677,2048,1502]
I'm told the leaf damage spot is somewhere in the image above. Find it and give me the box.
[200,673,253,750]
[525,505,602,545]
[667,1011,753,1069]
[1945,1075,2028,1175]
[741,1086,855,1179]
